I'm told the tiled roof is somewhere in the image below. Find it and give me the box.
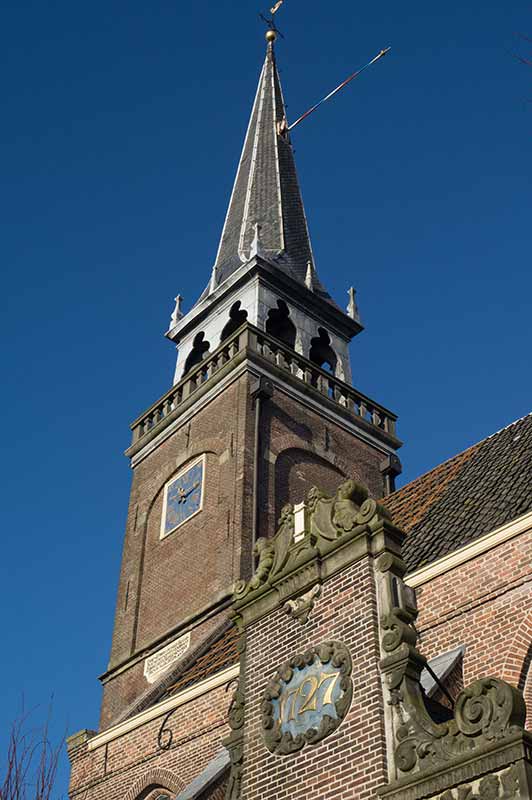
[163,624,240,699]
[385,412,532,572]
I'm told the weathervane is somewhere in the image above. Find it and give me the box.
[258,0,391,131]
[259,0,285,40]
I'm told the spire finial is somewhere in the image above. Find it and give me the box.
[170,294,184,328]
[347,287,360,322]
[260,0,284,43]
[305,260,314,291]
[250,223,264,259]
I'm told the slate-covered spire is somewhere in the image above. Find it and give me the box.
[210,40,331,300]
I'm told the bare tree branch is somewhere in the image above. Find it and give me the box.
[0,706,62,800]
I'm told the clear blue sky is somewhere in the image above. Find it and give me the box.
[1,0,530,794]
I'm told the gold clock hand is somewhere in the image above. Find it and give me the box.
[177,481,200,503]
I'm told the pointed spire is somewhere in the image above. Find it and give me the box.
[169,294,184,329]
[210,41,329,298]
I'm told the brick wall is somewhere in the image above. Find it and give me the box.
[241,557,387,800]
[412,529,532,726]
[101,374,255,728]
[101,370,390,730]
[108,376,255,670]
[260,386,387,538]
[100,614,228,731]
[70,684,231,800]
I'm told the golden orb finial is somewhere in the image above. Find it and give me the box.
[265,29,277,43]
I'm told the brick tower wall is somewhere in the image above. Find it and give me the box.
[241,557,387,800]
[100,369,392,731]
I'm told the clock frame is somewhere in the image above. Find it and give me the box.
[160,454,206,539]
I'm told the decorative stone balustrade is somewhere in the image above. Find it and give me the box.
[129,323,398,450]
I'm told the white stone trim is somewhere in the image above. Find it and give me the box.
[87,664,239,751]
[238,60,267,262]
[130,358,396,469]
[405,509,532,589]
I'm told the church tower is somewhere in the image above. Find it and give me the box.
[68,28,532,800]
[97,33,401,732]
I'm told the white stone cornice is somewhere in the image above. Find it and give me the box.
[130,358,396,468]
[405,509,532,589]
[87,664,239,751]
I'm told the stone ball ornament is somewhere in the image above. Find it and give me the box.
[261,641,353,755]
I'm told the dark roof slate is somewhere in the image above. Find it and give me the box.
[385,412,532,572]
[207,42,334,305]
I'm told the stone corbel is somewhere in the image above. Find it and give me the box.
[283,584,321,625]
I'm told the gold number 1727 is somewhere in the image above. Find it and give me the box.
[279,671,340,722]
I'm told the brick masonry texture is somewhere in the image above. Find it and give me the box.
[69,684,230,800]
[101,372,388,730]
[241,557,387,800]
[101,374,255,728]
[196,778,228,799]
[413,529,532,728]
[100,614,227,730]
[260,386,386,538]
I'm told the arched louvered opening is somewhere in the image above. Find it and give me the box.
[309,328,337,374]
[183,332,210,376]
[265,300,296,349]
[220,301,248,343]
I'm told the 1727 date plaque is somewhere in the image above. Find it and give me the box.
[262,641,353,755]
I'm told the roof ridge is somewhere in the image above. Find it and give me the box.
[390,410,532,499]
[483,410,532,441]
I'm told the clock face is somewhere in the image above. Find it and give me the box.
[161,456,205,538]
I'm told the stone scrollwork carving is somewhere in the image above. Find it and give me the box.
[223,630,247,800]
[454,679,525,742]
[261,640,353,756]
[233,480,391,605]
[377,555,528,784]
[223,678,245,800]
[392,675,526,775]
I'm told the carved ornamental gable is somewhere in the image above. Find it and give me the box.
[233,479,393,611]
